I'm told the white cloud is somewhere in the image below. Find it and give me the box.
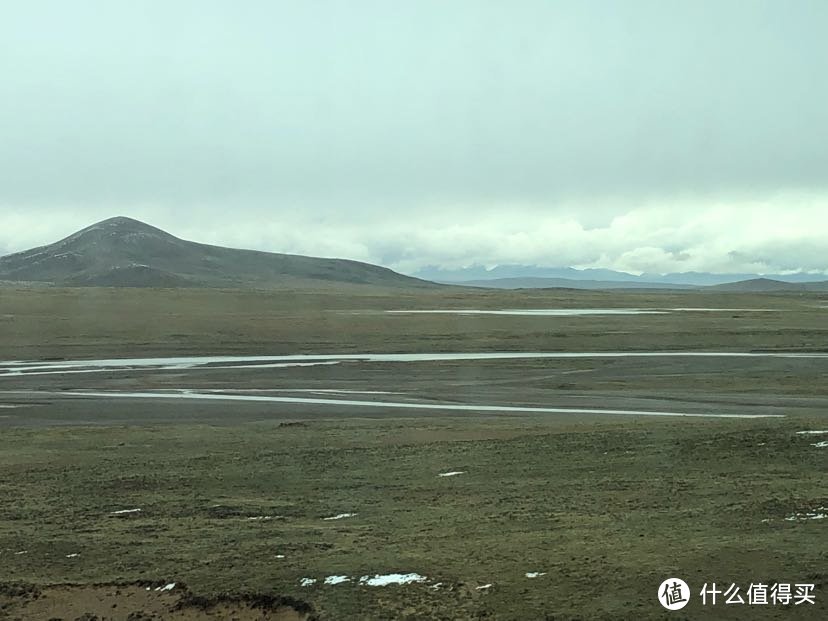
[2,190,827,277]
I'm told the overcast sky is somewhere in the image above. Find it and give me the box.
[1,0,827,275]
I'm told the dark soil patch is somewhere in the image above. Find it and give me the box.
[0,581,316,621]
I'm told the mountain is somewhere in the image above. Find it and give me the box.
[448,277,696,290]
[413,264,644,283]
[708,278,828,292]
[413,264,828,289]
[0,217,435,289]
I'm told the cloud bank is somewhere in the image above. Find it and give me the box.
[2,191,826,276]
[1,1,826,275]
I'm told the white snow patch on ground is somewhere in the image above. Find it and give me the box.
[66,553,79,558]
[796,430,828,435]
[275,554,286,559]
[323,513,356,521]
[811,441,828,448]
[438,471,465,477]
[359,573,428,586]
[155,583,176,591]
[324,576,351,585]
[110,508,142,515]
[783,508,827,521]
[15,551,27,555]
[246,515,281,521]
[476,584,493,590]
[0,405,24,408]
[525,572,546,578]
[299,578,317,587]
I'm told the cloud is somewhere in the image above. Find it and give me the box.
[0,2,826,276]
[2,191,826,276]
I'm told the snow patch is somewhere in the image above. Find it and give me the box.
[155,583,176,592]
[323,513,356,521]
[358,573,428,586]
[299,578,317,587]
[525,572,546,578]
[796,430,828,435]
[784,507,827,521]
[324,575,350,585]
[438,471,465,477]
[246,515,281,521]
[110,508,142,515]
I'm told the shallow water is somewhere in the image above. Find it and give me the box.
[386,308,777,316]
[386,308,668,316]
[3,350,828,378]
[28,389,783,419]
[669,308,777,312]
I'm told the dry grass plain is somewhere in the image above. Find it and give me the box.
[0,285,826,620]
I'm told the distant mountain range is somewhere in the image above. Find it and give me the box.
[412,264,828,292]
[3,219,826,292]
[0,217,434,289]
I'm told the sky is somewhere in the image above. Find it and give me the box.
[1,0,827,276]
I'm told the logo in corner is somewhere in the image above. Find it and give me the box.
[658,577,690,610]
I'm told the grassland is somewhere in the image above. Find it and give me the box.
[2,415,826,620]
[0,285,826,619]
[1,285,827,361]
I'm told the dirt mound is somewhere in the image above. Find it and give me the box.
[0,581,316,621]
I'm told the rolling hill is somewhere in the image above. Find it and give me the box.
[0,217,435,289]
[437,277,696,290]
[415,264,828,290]
[444,276,828,292]
[707,278,828,293]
